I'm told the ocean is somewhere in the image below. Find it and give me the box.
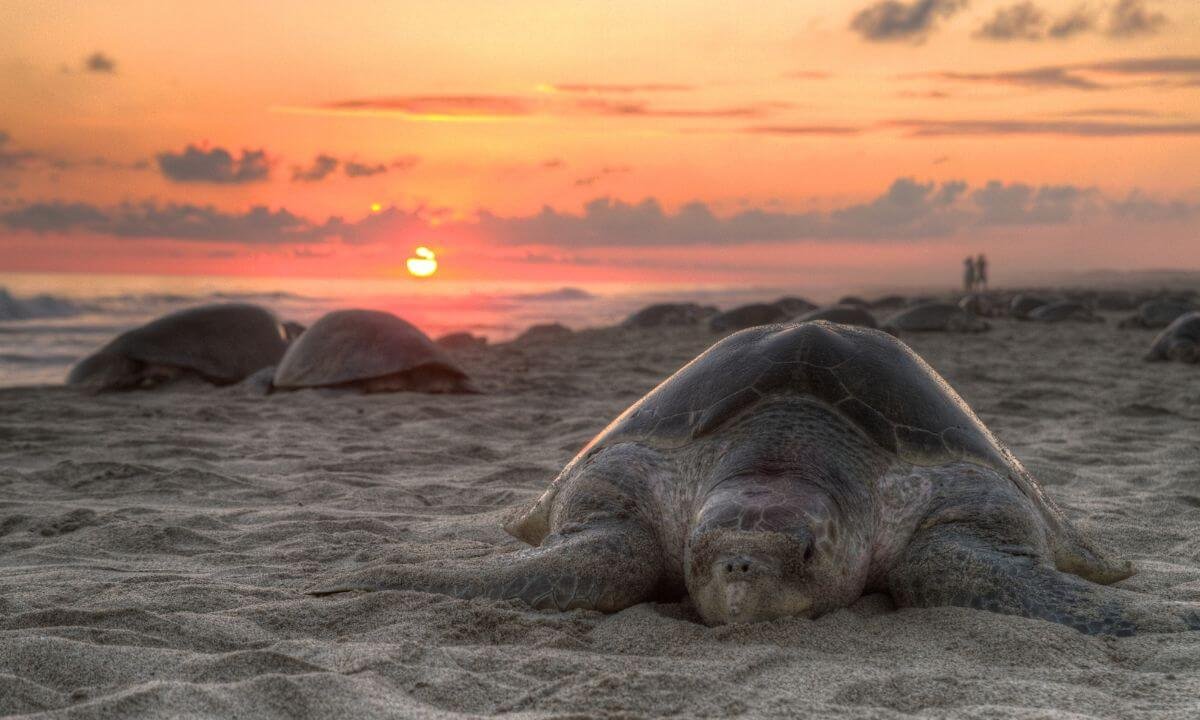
[0,272,829,387]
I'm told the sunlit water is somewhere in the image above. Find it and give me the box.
[0,272,831,387]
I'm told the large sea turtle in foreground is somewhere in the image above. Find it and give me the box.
[884,302,989,333]
[1145,311,1200,363]
[310,321,1199,635]
[273,309,475,393]
[67,303,293,391]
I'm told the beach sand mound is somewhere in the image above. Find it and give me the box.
[2,320,1199,718]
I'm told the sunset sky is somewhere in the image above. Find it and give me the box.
[1,0,1197,288]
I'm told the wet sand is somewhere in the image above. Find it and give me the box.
[2,317,1199,718]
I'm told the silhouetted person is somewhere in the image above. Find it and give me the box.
[976,254,988,291]
[963,256,976,293]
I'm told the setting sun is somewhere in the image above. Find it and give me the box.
[406,246,438,278]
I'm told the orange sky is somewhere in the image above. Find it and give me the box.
[0,0,1197,287]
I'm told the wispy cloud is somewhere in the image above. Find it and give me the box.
[918,55,1200,91]
[742,125,865,136]
[1106,0,1166,37]
[544,83,696,93]
[975,2,1046,41]
[156,145,270,184]
[5,179,1197,248]
[0,201,333,243]
[292,153,415,182]
[888,118,1200,137]
[849,0,968,44]
[284,93,785,123]
[83,51,116,74]
[292,154,339,182]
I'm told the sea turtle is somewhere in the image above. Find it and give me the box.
[67,303,291,391]
[709,303,789,332]
[1009,294,1051,320]
[884,302,989,333]
[308,321,1198,634]
[1145,311,1200,363]
[869,295,908,311]
[1028,301,1102,323]
[771,296,818,316]
[623,303,718,329]
[1095,290,1136,312]
[273,309,475,393]
[1119,300,1195,329]
[436,332,488,351]
[958,293,1004,318]
[795,304,878,329]
[515,322,574,343]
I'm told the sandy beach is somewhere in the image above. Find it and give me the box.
[2,315,1200,719]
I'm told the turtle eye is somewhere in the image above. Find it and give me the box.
[802,542,815,562]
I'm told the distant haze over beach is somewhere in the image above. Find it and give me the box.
[2,266,1198,386]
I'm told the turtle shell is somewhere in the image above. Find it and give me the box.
[273,309,468,389]
[1147,311,1200,361]
[565,321,1010,476]
[1009,294,1050,319]
[67,303,289,387]
[884,302,988,333]
[708,303,790,332]
[1028,301,1099,323]
[1136,300,1194,328]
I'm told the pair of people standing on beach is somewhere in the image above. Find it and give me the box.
[964,254,988,293]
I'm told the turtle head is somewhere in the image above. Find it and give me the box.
[685,481,864,625]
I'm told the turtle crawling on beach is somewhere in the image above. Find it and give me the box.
[273,309,476,393]
[67,303,292,391]
[1145,311,1200,363]
[884,302,990,334]
[309,321,1199,635]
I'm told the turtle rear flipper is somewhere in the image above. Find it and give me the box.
[306,521,665,614]
[1049,521,1135,585]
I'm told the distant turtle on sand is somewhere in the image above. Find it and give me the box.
[623,302,718,329]
[958,293,1004,318]
[1119,300,1195,330]
[795,304,878,328]
[709,303,789,332]
[309,321,1200,635]
[771,296,818,316]
[869,295,907,311]
[1009,294,1051,320]
[884,302,989,333]
[1028,301,1102,323]
[273,309,476,393]
[67,303,291,391]
[515,323,574,344]
[436,332,488,351]
[1145,312,1200,363]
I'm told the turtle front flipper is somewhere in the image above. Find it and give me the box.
[306,521,665,613]
[889,523,1200,636]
